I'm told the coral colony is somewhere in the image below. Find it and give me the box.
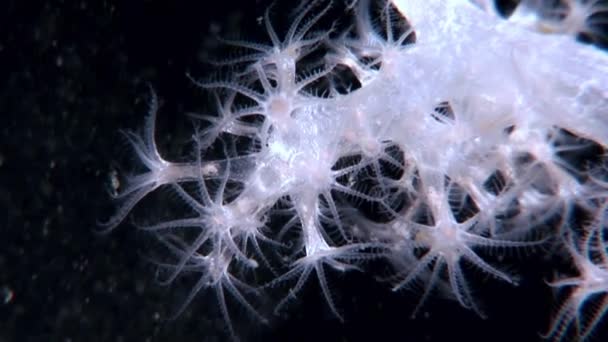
[101,0,608,340]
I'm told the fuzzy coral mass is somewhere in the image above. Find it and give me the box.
[103,0,608,341]
[3,1,607,342]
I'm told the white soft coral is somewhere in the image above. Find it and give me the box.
[389,184,539,317]
[509,0,608,39]
[544,224,608,341]
[102,0,608,340]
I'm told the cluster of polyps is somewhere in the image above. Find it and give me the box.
[101,0,608,340]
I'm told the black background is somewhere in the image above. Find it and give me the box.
[0,0,604,341]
